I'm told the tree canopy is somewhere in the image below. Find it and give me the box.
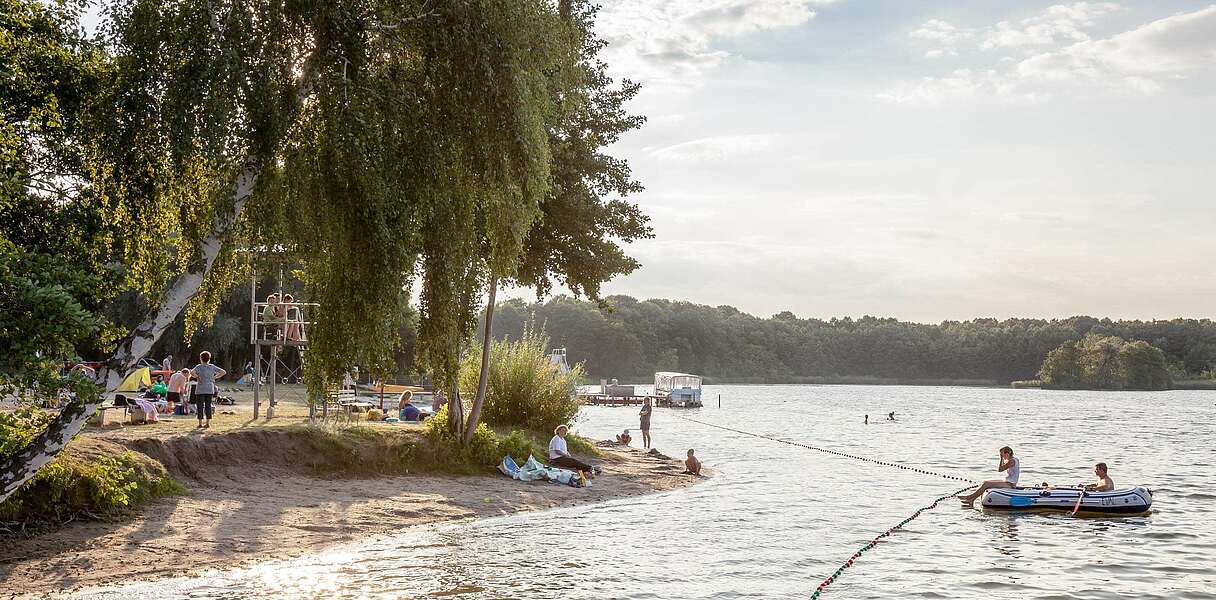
[0,0,651,500]
[490,296,1216,385]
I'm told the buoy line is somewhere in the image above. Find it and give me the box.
[670,414,977,598]
[809,485,976,599]
[672,414,977,484]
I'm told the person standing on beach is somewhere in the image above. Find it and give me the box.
[162,355,172,372]
[191,351,226,429]
[639,397,653,449]
[167,368,190,414]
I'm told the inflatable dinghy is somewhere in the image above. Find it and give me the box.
[982,486,1152,515]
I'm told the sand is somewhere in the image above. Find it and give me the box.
[0,436,700,598]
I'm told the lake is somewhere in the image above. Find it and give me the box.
[68,385,1216,599]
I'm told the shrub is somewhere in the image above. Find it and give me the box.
[423,406,500,472]
[497,430,545,463]
[459,325,583,434]
[0,447,185,528]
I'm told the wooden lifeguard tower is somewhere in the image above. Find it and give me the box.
[249,273,317,419]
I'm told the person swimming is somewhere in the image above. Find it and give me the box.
[959,445,1020,505]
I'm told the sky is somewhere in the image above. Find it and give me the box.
[506,0,1216,323]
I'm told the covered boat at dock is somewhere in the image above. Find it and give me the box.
[981,486,1152,515]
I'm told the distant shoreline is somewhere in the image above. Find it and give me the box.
[586,377,1216,390]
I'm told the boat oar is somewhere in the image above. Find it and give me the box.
[1071,488,1086,516]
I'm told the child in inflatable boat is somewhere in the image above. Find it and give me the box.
[959,446,1019,505]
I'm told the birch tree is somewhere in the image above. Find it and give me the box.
[1,0,601,501]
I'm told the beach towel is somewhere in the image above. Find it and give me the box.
[499,455,522,477]
[131,397,159,423]
[506,455,588,487]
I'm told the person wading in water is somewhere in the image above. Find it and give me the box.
[639,397,653,449]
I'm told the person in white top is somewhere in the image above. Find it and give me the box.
[547,424,597,475]
[960,446,1020,505]
[162,356,172,372]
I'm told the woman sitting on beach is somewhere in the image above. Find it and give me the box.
[959,445,1020,505]
[549,425,597,475]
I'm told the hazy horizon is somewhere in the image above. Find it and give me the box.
[501,1,1216,323]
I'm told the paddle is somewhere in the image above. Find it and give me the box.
[1071,487,1086,516]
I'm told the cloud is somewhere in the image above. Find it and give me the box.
[980,2,1121,50]
[886,5,1216,104]
[597,1,829,87]
[910,19,972,58]
[646,134,780,162]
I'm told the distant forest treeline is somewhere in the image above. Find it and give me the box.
[131,287,1216,386]
[490,296,1216,384]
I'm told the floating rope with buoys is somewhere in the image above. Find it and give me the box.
[808,484,975,599]
[673,414,977,484]
[670,414,978,597]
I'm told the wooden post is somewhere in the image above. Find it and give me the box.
[268,346,277,419]
[253,344,261,419]
[251,273,259,419]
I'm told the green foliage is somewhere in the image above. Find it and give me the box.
[495,430,545,464]
[291,424,420,476]
[423,406,501,472]
[0,446,184,528]
[459,325,584,434]
[0,406,54,459]
[489,297,1216,384]
[1039,334,1172,390]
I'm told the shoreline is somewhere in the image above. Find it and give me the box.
[0,433,702,597]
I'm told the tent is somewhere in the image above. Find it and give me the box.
[117,367,151,392]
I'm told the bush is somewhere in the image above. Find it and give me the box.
[459,325,583,434]
[496,430,545,463]
[423,406,501,472]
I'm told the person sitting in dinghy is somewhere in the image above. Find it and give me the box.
[959,446,1020,505]
[1079,462,1114,492]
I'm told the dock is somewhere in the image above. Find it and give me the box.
[578,393,674,407]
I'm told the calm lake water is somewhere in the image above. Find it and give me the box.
[69,385,1216,599]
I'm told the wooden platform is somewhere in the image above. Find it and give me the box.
[579,394,671,407]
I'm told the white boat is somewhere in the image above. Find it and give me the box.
[981,486,1152,515]
[654,372,703,408]
[547,348,570,374]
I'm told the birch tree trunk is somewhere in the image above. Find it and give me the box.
[462,277,497,444]
[0,57,323,504]
[0,158,263,503]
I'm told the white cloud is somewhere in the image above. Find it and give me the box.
[981,2,1121,50]
[646,134,780,162]
[886,5,1216,104]
[907,3,1121,60]
[910,19,972,58]
[597,1,830,87]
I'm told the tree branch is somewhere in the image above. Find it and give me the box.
[365,4,439,31]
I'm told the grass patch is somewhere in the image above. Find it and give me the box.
[0,438,186,534]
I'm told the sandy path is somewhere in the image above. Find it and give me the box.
[0,445,700,598]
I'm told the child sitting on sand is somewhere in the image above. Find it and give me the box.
[616,429,632,445]
[684,449,702,475]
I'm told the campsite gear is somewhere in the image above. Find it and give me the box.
[499,455,588,487]
[981,487,1152,515]
[117,367,152,393]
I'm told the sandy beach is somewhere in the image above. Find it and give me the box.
[0,405,702,598]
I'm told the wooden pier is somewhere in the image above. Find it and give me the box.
[578,393,673,407]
